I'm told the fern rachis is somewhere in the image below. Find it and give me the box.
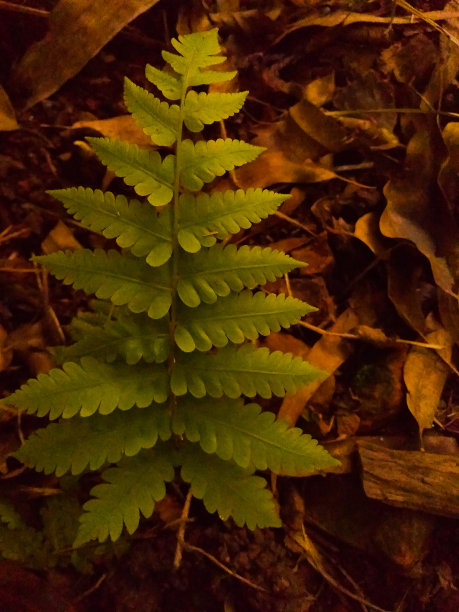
[1,28,339,546]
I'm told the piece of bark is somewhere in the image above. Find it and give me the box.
[358,441,459,518]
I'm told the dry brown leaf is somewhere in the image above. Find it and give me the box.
[277,308,359,426]
[381,34,438,84]
[235,150,342,189]
[41,220,83,254]
[72,115,154,148]
[404,327,451,441]
[13,0,160,109]
[380,120,458,298]
[354,211,392,257]
[278,9,459,42]
[0,86,18,131]
[289,99,348,153]
[303,73,335,107]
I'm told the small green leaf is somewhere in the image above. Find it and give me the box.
[75,448,175,544]
[49,187,173,266]
[179,444,281,529]
[124,77,180,146]
[34,249,172,319]
[180,139,264,191]
[173,397,339,475]
[171,344,325,399]
[3,357,169,419]
[87,137,174,206]
[16,406,171,476]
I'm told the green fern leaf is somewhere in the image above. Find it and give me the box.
[180,139,264,191]
[162,29,236,88]
[3,356,168,419]
[173,397,339,475]
[175,291,314,352]
[123,77,180,146]
[179,444,280,529]
[177,189,288,252]
[15,406,171,477]
[178,244,304,307]
[87,137,174,206]
[145,65,182,100]
[49,187,173,267]
[183,91,247,132]
[54,314,169,365]
[171,344,325,399]
[34,249,172,319]
[75,448,175,544]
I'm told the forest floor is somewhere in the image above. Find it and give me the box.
[0,1,458,611]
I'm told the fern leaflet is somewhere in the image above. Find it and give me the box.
[175,290,314,352]
[54,311,169,365]
[179,444,281,529]
[171,344,325,399]
[75,449,175,544]
[34,249,172,319]
[180,139,264,191]
[177,244,304,307]
[177,189,288,252]
[87,137,174,206]
[2,356,169,419]
[173,398,337,475]
[15,407,171,476]
[49,187,173,266]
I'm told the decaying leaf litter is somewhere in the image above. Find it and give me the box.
[0,0,458,610]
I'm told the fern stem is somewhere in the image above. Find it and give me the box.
[173,488,193,569]
[167,65,190,414]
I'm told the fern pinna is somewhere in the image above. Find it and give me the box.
[2,29,338,545]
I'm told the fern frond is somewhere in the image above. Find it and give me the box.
[179,444,280,529]
[49,187,173,266]
[171,344,325,399]
[87,138,174,206]
[3,357,169,419]
[75,448,175,544]
[15,407,171,477]
[177,189,288,252]
[54,313,169,365]
[178,244,304,307]
[183,91,247,132]
[175,291,314,352]
[34,249,172,319]
[123,78,180,146]
[180,139,264,191]
[162,29,236,88]
[173,398,339,475]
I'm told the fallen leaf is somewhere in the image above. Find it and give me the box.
[72,115,154,147]
[290,99,348,153]
[380,119,458,298]
[0,86,18,131]
[278,308,359,426]
[303,73,335,107]
[404,327,451,441]
[354,211,392,257]
[13,0,160,109]
[41,220,83,254]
